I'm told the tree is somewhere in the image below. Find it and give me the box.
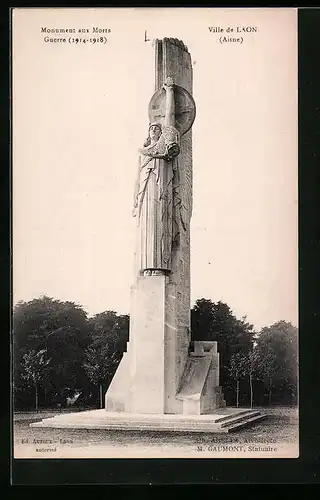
[254,321,298,405]
[88,311,129,355]
[88,311,129,370]
[84,346,119,409]
[191,299,255,404]
[228,352,247,408]
[20,349,51,412]
[13,296,90,408]
[86,311,129,407]
[242,350,261,408]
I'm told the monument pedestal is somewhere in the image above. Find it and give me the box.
[105,274,226,416]
[106,300,227,415]
[128,275,166,414]
[106,274,186,414]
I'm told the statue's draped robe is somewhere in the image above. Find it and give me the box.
[133,125,183,273]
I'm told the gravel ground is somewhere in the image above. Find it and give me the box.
[13,406,299,459]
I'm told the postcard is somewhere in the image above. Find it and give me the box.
[12,7,298,460]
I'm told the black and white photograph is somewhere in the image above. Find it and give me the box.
[12,7,298,459]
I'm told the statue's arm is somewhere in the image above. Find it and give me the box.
[163,77,175,127]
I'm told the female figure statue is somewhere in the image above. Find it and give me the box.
[133,78,181,276]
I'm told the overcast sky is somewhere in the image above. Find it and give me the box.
[13,8,298,329]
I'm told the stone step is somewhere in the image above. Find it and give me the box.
[32,416,220,427]
[219,410,261,427]
[31,419,226,432]
[31,416,234,428]
[30,411,230,424]
[224,414,266,433]
[213,409,259,423]
[30,411,266,433]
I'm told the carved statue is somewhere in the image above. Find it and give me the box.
[133,76,195,276]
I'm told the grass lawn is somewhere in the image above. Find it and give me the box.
[13,406,299,459]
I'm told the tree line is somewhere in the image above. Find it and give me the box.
[13,296,298,411]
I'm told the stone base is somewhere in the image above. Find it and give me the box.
[106,335,227,416]
[30,408,265,433]
[177,341,226,414]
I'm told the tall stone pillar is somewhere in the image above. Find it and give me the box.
[155,38,194,413]
[105,38,194,414]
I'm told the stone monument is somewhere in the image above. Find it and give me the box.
[105,37,226,415]
[32,38,264,432]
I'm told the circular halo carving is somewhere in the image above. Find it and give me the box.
[148,85,196,136]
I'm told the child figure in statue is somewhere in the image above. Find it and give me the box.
[132,77,181,276]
